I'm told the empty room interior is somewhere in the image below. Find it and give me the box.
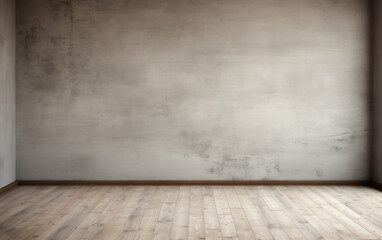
[1,0,382,239]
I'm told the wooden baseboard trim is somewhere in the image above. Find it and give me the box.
[371,181,382,191]
[0,181,18,195]
[17,180,370,186]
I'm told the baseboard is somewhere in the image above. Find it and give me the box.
[17,180,370,186]
[0,181,18,195]
[371,181,382,191]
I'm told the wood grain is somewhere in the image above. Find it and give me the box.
[0,185,381,239]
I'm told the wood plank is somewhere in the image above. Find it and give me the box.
[118,186,158,239]
[224,186,242,209]
[273,186,323,240]
[188,214,204,240]
[134,208,161,240]
[0,185,381,240]
[190,186,203,215]
[214,187,231,215]
[310,207,360,240]
[235,187,273,240]
[248,187,290,239]
[218,215,237,238]
[273,210,307,240]
[230,209,254,240]
[303,215,341,240]
[153,187,179,240]
[324,205,377,239]
[205,229,222,240]
[170,186,190,240]
[202,186,220,231]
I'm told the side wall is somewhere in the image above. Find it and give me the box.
[373,0,382,184]
[16,0,370,180]
[0,0,16,188]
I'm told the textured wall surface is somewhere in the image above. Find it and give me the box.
[0,0,16,188]
[373,0,382,184]
[17,0,370,180]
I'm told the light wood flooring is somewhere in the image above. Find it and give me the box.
[0,185,382,240]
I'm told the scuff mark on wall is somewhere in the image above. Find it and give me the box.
[315,169,323,177]
[322,129,367,153]
[206,154,253,179]
[188,140,281,179]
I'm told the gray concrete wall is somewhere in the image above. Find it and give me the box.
[373,0,382,184]
[16,0,370,180]
[0,0,16,188]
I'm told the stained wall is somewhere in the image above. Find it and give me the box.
[16,0,370,180]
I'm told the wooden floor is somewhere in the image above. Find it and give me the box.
[0,186,382,240]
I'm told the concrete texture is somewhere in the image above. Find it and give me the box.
[0,0,16,188]
[373,0,382,184]
[16,0,370,180]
